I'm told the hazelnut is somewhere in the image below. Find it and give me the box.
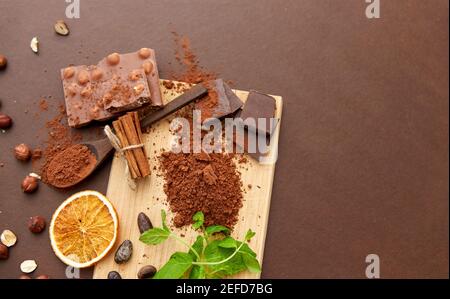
[129,69,142,81]
[80,86,93,98]
[14,143,31,161]
[19,274,32,279]
[107,53,120,65]
[102,92,113,105]
[138,48,151,59]
[91,68,103,81]
[30,37,39,54]
[21,175,39,193]
[133,84,145,95]
[54,20,69,36]
[142,61,153,75]
[77,70,90,85]
[20,260,38,273]
[1,229,17,247]
[63,67,75,79]
[66,83,78,97]
[90,106,100,118]
[0,54,7,70]
[28,216,46,233]
[0,244,8,260]
[0,113,12,129]
[36,274,50,279]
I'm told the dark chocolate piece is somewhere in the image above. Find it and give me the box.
[232,110,272,161]
[140,84,208,128]
[239,90,278,136]
[61,48,163,128]
[223,82,244,116]
[195,79,230,121]
[195,79,244,125]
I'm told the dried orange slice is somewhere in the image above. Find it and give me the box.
[49,190,118,268]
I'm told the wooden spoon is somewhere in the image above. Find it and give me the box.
[48,84,208,189]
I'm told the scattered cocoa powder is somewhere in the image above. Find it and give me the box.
[159,152,243,229]
[171,32,216,86]
[45,144,97,187]
[39,98,48,111]
[32,148,42,160]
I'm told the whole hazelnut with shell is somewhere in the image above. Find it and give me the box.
[14,143,32,161]
[0,54,7,70]
[21,174,39,193]
[28,216,46,234]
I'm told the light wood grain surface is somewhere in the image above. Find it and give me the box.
[93,82,283,279]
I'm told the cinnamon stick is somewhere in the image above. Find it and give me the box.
[113,120,140,178]
[131,112,151,176]
[121,113,150,177]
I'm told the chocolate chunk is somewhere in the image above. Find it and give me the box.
[140,84,208,128]
[239,90,278,136]
[232,110,273,162]
[195,79,243,124]
[61,48,164,128]
[223,82,244,115]
[233,128,271,162]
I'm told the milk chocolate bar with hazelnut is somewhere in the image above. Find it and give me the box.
[61,48,164,128]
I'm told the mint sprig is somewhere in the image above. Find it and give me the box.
[139,210,261,279]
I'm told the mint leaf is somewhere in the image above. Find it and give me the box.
[239,242,257,257]
[189,265,206,279]
[154,252,193,279]
[218,237,237,249]
[204,240,246,277]
[161,210,170,232]
[242,254,261,273]
[189,235,204,260]
[192,211,204,230]
[245,229,256,241]
[139,228,170,245]
[205,225,230,235]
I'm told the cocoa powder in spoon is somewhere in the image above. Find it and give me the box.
[45,144,97,187]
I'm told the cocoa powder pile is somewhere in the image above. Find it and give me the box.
[159,151,243,228]
[45,144,97,187]
[157,33,246,229]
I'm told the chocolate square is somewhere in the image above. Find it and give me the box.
[239,90,278,136]
[195,79,244,123]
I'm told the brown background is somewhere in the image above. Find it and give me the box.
[0,0,448,279]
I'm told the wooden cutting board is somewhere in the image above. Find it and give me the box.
[93,82,283,279]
